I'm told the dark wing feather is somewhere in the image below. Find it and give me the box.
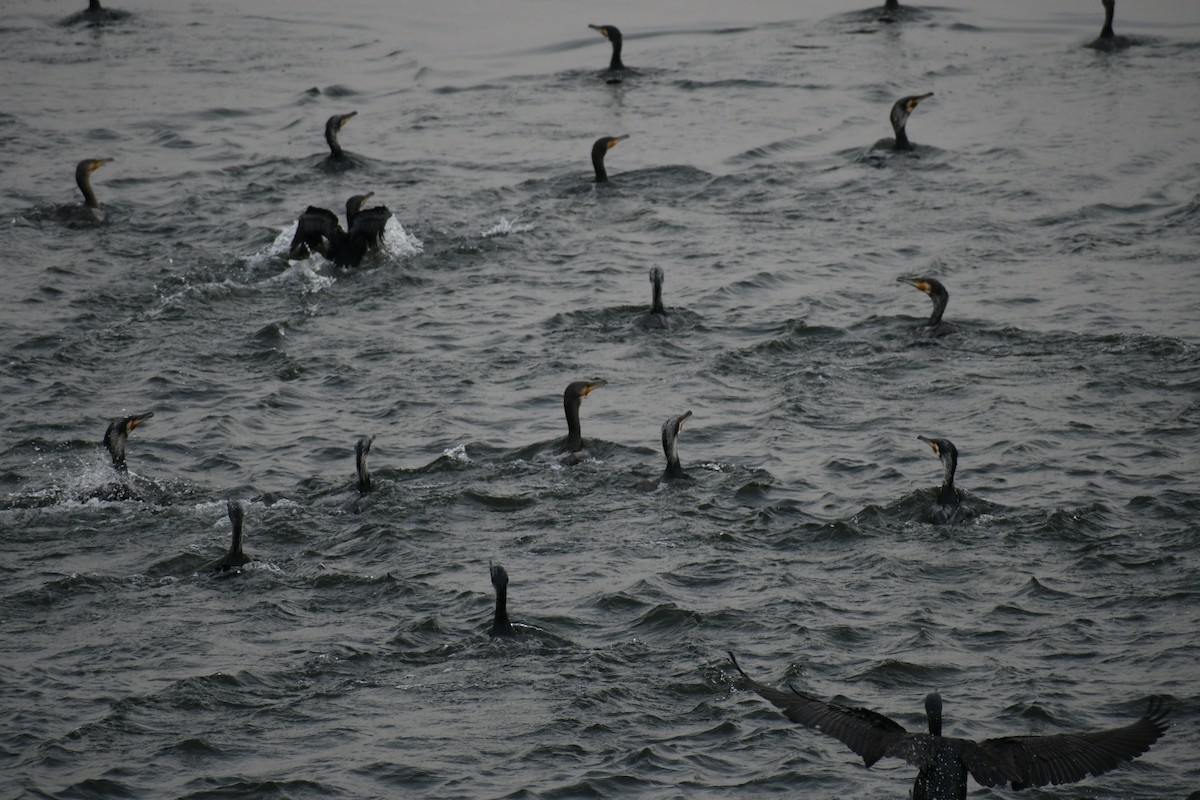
[729,653,910,768]
[347,204,392,251]
[289,206,342,258]
[963,699,1169,789]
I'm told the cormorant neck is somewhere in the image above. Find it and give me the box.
[104,430,127,471]
[651,276,665,315]
[592,151,608,183]
[90,0,103,10]
[884,0,900,9]
[938,455,959,506]
[663,455,685,480]
[78,171,99,209]
[610,39,625,70]
[326,128,344,159]
[492,585,513,635]
[228,523,244,561]
[1101,1,1115,38]
[893,125,911,152]
[356,455,371,494]
[662,431,685,479]
[564,395,584,452]
[928,291,947,326]
[926,693,944,736]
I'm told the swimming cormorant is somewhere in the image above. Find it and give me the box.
[103,412,153,472]
[592,135,629,183]
[560,379,607,454]
[343,436,375,513]
[729,653,1169,800]
[638,267,669,330]
[55,159,112,224]
[354,436,373,494]
[63,0,129,25]
[324,111,357,160]
[1088,0,1132,51]
[210,500,253,573]
[288,192,391,267]
[588,24,626,71]
[876,93,933,152]
[897,276,956,337]
[917,435,973,525]
[639,411,693,490]
[489,563,517,637]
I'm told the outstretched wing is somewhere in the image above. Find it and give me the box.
[289,206,341,258]
[729,652,911,768]
[962,698,1169,789]
[348,204,392,251]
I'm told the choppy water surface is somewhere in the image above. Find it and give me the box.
[2,0,1198,797]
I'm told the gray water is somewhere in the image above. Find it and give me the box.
[2,0,1198,797]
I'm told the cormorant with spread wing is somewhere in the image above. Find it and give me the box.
[729,653,1168,800]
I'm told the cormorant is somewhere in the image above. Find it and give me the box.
[560,379,607,455]
[875,93,933,152]
[1088,0,1132,51]
[489,563,517,637]
[638,267,669,330]
[588,24,626,71]
[103,412,153,472]
[729,653,1169,800]
[210,500,253,573]
[63,0,129,25]
[639,411,693,490]
[917,435,973,525]
[354,436,373,494]
[55,158,112,224]
[592,135,629,183]
[288,192,391,267]
[897,276,956,337]
[324,111,357,160]
[344,436,375,513]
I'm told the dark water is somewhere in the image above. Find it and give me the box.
[2,0,1198,797]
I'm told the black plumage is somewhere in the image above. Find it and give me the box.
[210,500,253,573]
[916,435,974,525]
[489,564,516,637]
[638,267,669,330]
[591,135,629,183]
[729,653,1169,800]
[587,24,626,71]
[288,192,391,267]
[103,412,153,472]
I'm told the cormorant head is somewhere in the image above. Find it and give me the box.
[649,266,664,288]
[76,158,112,181]
[326,111,357,137]
[890,92,933,135]
[924,692,944,737]
[103,411,154,469]
[897,275,948,304]
[593,134,629,158]
[346,192,375,221]
[591,135,629,182]
[588,24,623,45]
[490,563,509,591]
[565,379,607,405]
[918,434,958,473]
